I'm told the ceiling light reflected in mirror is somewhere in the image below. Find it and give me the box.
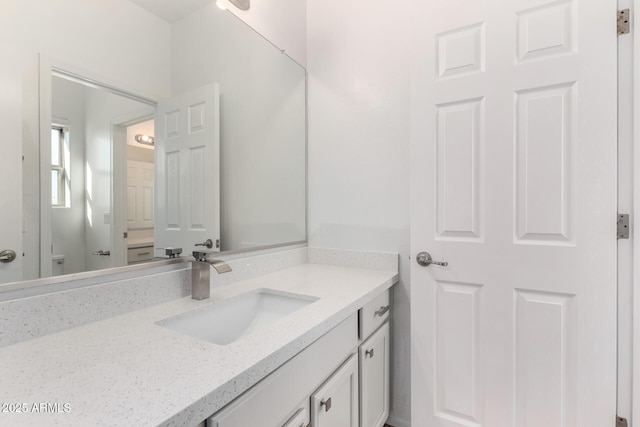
[134,134,155,146]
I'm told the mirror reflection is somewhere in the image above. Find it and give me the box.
[49,76,155,276]
[2,0,306,284]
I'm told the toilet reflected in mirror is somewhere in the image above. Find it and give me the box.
[51,254,65,277]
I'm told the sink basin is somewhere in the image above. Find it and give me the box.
[158,289,318,345]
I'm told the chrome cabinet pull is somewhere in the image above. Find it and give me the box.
[0,249,16,263]
[375,306,390,317]
[365,348,374,358]
[91,250,111,256]
[320,397,332,412]
[416,251,448,267]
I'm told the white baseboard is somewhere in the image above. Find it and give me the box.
[386,415,410,427]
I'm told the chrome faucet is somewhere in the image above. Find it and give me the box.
[191,250,232,300]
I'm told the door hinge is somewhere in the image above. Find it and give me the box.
[216,238,220,249]
[617,416,628,427]
[618,214,630,239]
[618,9,630,35]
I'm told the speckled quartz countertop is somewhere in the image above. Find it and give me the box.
[0,259,397,426]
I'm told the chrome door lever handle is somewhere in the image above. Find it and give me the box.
[195,239,214,249]
[0,249,16,263]
[416,252,448,267]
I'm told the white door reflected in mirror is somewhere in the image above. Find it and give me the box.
[155,83,221,256]
[0,48,23,285]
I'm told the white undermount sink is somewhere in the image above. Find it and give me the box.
[157,289,319,345]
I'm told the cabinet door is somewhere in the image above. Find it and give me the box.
[311,354,359,427]
[359,322,390,427]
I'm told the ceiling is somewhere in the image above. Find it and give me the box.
[129,0,213,23]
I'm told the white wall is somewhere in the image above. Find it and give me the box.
[172,4,306,251]
[51,77,87,275]
[307,0,411,425]
[218,0,307,66]
[0,0,171,279]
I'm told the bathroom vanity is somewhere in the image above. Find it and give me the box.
[0,248,397,427]
[206,288,391,427]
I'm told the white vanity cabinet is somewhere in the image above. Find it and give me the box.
[206,314,357,427]
[205,288,392,427]
[311,354,359,427]
[358,289,391,427]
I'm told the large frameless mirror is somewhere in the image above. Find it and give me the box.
[0,0,306,288]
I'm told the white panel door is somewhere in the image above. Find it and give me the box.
[410,1,617,427]
[0,49,23,284]
[127,160,154,229]
[155,83,220,255]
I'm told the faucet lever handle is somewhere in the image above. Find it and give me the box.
[192,250,213,261]
[155,247,183,258]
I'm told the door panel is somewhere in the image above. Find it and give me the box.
[0,48,23,284]
[127,160,154,229]
[410,1,617,426]
[155,83,221,254]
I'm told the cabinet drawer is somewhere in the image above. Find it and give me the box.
[127,246,153,263]
[359,289,390,340]
[282,406,309,427]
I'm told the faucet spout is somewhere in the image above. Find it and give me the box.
[191,251,232,300]
[207,259,232,274]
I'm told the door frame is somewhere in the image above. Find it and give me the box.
[632,1,640,422]
[111,113,155,268]
[38,55,156,277]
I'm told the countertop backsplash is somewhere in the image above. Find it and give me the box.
[0,247,398,348]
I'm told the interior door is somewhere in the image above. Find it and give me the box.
[410,1,617,427]
[0,49,23,284]
[155,83,221,256]
[127,160,154,229]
